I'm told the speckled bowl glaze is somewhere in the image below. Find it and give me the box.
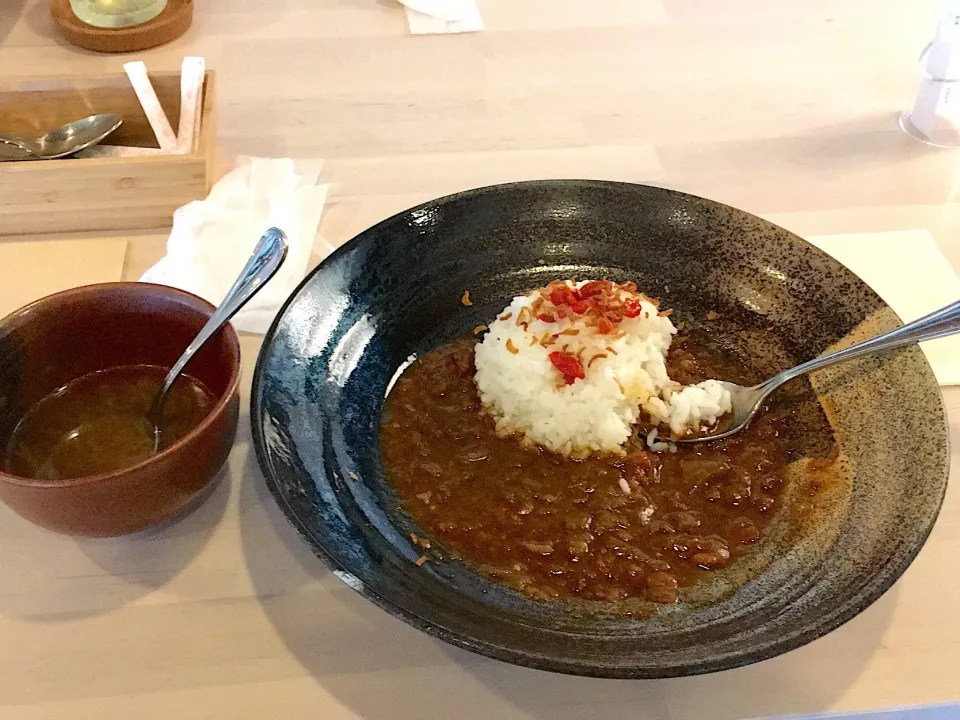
[251,180,949,677]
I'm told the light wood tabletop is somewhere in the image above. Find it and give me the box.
[2,1,960,718]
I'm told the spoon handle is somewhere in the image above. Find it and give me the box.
[0,135,34,152]
[150,228,289,420]
[0,136,37,161]
[768,298,960,388]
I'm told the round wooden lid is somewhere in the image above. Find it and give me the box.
[51,0,193,53]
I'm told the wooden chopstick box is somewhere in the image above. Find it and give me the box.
[0,70,215,237]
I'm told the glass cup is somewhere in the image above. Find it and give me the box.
[69,0,168,28]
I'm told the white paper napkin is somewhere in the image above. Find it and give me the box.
[808,229,960,385]
[140,156,332,334]
[398,0,483,34]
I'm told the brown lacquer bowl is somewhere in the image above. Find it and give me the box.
[0,283,240,537]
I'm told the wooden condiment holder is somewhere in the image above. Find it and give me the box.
[0,70,216,237]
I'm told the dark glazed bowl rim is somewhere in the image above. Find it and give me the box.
[0,282,242,489]
[250,179,950,678]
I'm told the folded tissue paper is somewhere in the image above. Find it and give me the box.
[140,156,331,334]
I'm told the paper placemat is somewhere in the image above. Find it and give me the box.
[808,230,960,386]
[760,702,960,719]
[0,238,127,318]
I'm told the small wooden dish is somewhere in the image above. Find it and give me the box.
[51,0,193,53]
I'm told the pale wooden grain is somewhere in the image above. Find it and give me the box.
[0,237,126,315]
[1,1,960,718]
[0,71,215,236]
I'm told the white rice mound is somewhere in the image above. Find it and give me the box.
[474,280,732,456]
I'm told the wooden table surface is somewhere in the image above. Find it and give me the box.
[2,1,960,718]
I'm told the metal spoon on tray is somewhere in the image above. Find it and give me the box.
[0,113,122,161]
[677,298,960,443]
[148,227,288,450]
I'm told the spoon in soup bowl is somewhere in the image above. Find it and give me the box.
[147,227,288,449]
[676,298,960,443]
[17,228,290,470]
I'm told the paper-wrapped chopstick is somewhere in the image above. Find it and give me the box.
[177,57,205,154]
[75,57,206,159]
[124,60,177,152]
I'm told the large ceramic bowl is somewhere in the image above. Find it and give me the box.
[0,283,241,537]
[251,181,949,677]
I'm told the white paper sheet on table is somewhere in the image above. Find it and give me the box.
[807,229,960,386]
[398,0,483,34]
